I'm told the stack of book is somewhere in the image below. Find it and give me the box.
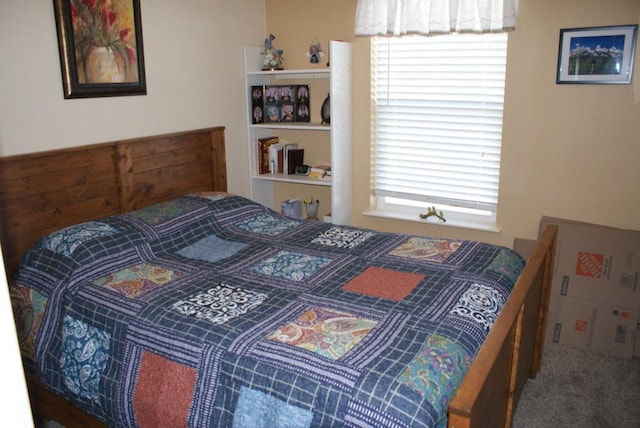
[257,136,304,175]
[308,165,331,180]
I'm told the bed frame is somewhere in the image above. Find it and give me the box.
[0,127,557,428]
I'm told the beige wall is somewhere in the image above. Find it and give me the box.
[267,0,640,247]
[0,0,266,197]
[1,1,638,249]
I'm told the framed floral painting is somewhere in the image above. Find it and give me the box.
[53,0,146,98]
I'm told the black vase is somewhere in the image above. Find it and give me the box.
[321,93,330,124]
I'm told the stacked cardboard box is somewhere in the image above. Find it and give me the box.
[514,218,640,358]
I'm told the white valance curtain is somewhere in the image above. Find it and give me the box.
[354,0,518,36]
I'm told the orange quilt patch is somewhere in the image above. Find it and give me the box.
[342,266,424,301]
[133,351,197,428]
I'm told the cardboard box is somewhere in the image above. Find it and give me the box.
[545,296,639,358]
[538,217,640,310]
[513,238,536,260]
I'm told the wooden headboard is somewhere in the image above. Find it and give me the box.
[0,127,227,277]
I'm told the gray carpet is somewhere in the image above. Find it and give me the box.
[513,343,640,428]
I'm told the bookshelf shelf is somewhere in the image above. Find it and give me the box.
[252,173,332,186]
[243,41,352,225]
[249,122,330,131]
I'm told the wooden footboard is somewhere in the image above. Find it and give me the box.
[448,224,557,428]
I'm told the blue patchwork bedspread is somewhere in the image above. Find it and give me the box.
[11,193,524,427]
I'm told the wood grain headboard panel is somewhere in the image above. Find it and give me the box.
[0,127,227,277]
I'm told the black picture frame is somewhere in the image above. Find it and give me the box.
[557,24,638,84]
[53,0,147,98]
[265,104,281,123]
[251,86,265,124]
[295,85,310,122]
[252,85,311,123]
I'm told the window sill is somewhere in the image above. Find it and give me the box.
[362,209,501,233]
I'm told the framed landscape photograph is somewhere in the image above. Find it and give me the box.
[557,25,638,84]
[53,0,147,98]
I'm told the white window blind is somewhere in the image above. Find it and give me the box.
[372,33,508,215]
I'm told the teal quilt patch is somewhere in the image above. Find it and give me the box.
[252,251,331,282]
[398,334,472,418]
[61,315,110,403]
[488,249,524,283]
[237,213,299,236]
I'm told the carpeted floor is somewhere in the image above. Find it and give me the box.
[513,343,640,428]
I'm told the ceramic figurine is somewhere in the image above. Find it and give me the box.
[262,34,284,70]
[306,38,325,65]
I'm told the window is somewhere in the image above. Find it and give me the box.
[371,33,508,230]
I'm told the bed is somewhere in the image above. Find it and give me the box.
[0,127,557,428]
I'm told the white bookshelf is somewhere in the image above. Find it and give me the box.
[243,41,352,225]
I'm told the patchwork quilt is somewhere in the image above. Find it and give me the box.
[11,193,525,427]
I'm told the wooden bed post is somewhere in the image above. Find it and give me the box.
[209,127,227,192]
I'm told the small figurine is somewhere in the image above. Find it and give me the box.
[262,34,284,70]
[419,206,446,222]
[306,38,325,65]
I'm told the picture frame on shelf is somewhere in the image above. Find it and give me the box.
[280,85,294,103]
[53,0,147,98]
[265,86,280,103]
[296,85,309,104]
[251,85,265,124]
[296,104,310,122]
[265,104,281,123]
[250,85,311,123]
[281,103,295,122]
[557,24,638,84]
[295,85,310,122]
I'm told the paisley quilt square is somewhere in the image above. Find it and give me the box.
[233,386,313,428]
[236,213,300,236]
[93,263,183,298]
[127,199,199,225]
[389,237,463,263]
[450,283,505,332]
[176,235,249,263]
[10,284,47,361]
[397,334,472,417]
[253,251,331,282]
[311,227,375,249]
[37,221,118,257]
[61,316,110,404]
[487,249,524,283]
[133,350,197,428]
[342,267,424,302]
[171,283,268,325]
[267,307,378,361]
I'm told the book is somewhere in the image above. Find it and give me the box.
[314,165,331,176]
[277,146,284,174]
[309,165,331,180]
[283,143,299,175]
[287,149,305,175]
[268,143,284,174]
[257,136,279,174]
